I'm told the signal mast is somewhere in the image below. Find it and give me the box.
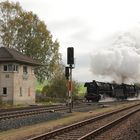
[65,47,74,113]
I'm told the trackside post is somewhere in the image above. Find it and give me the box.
[65,47,74,113]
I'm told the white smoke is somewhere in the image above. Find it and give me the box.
[91,29,140,84]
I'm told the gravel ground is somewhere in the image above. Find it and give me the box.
[94,110,140,140]
[0,101,139,140]
[0,103,122,140]
[0,104,101,131]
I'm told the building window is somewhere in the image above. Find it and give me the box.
[20,87,22,96]
[3,65,8,71]
[23,66,28,74]
[31,68,34,74]
[13,65,18,71]
[3,64,18,72]
[28,87,30,96]
[8,64,13,71]
[3,87,7,95]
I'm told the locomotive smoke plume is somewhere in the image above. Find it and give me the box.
[91,29,140,84]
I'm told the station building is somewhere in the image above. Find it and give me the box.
[0,47,40,105]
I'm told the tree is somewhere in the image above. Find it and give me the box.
[0,1,61,82]
[42,64,80,100]
[42,75,67,98]
[42,64,67,97]
[0,1,22,48]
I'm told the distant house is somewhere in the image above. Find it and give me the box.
[0,47,40,105]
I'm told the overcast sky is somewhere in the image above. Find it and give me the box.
[3,0,140,82]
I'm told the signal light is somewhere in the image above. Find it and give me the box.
[67,47,74,65]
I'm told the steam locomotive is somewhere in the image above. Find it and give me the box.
[84,80,139,102]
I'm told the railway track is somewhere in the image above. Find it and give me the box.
[28,102,140,140]
[0,100,138,121]
[0,105,69,120]
[0,104,59,113]
[0,103,94,121]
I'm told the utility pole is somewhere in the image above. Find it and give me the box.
[65,47,74,113]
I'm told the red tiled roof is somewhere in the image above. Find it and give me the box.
[0,47,41,66]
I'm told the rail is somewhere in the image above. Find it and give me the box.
[28,102,140,140]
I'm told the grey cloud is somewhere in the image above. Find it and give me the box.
[75,53,91,68]
[49,18,89,31]
[70,28,93,41]
[63,52,91,68]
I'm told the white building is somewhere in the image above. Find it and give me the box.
[0,47,40,105]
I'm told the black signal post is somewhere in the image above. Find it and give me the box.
[65,47,74,113]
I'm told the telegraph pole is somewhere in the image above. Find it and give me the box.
[65,47,74,113]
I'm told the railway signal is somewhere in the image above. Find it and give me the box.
[66,47,75,113]
[65,67,69,80]
[67,47,74,65]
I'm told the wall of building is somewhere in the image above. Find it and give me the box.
[0,64,14,103]
[13,65,36,105]
[0,63,36,105]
